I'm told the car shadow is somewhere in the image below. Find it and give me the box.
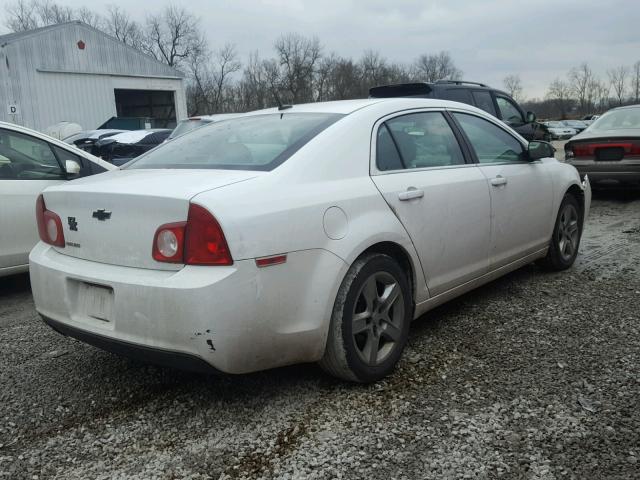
[0,273,31,296]
[591,188,640,202]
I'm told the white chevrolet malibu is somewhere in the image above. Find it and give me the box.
[30,98,591,383]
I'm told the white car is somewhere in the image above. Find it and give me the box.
[543,121,578,140]
[0,122,115,277]
[29,99,591,383]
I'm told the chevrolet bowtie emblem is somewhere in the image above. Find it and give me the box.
[92,209,112,221]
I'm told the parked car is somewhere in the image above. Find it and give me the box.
[562,120,588,133]
[369,80,543,141]
[565,104,640,188]
[542,121,577,140]
[30,98,591,382]
[0,121,115,277]
[581,114,600,126]
[94,129,172,166]
[63,129,126,154]
[167,114,242,141]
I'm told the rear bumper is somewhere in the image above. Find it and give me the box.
[42,315,219,373]
[30,243,347,374]
[567,160,640,186]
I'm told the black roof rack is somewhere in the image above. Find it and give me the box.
[434,80,488,87]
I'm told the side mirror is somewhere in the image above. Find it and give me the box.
[65,159,81,177]
[528,141,555,161]
[526,111,536,123]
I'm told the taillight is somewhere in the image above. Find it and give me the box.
[35,194,65,247]
[570,141,640,158]
[152,203,232,265]
[152,222,186,263]
[184,203,233,265]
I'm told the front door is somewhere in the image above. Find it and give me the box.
[371,111,492,296]
[451,112,554,269]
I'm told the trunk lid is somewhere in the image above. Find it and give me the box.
[42,169,259,270]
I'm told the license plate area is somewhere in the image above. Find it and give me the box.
[74,281,115,326]
[596,147,624,161]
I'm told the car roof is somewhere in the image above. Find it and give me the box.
[244,97,491,116]
[0,121,116,170]
[608,104,640,111]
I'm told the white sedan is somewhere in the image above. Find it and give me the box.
[0,122,115,277]
[29,99,591,382]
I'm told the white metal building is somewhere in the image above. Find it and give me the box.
[0,21,187,132]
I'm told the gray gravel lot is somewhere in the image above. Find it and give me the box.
[1,191,639,480]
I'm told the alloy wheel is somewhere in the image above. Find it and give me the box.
[351,271,405,366]
[557,203,580,262]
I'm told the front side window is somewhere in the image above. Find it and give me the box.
[376,112,465,171]
[453,113,525,164]
[0,129,64,180]
[128,113,344,171]
[472,91,497,116]
[496,96,524,124]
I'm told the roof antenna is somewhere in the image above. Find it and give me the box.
[272,91,292,111]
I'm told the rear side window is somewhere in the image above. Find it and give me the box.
[377,112,465,171]
[453,113,525,164]
[129,113,343,171]
[444,88,473,105]
[472,91,497,116]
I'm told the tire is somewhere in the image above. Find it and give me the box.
[319,253,412,383]
[538,193,583,271]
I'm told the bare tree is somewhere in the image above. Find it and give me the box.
[105,5,143,48]
[143,5,204,68]
[593,80,611,111]
[546,78,573,119]
[568,63,595,114]
[503,74,524,101]
[209,44,241,111]
[76,6,103,29]
[274,33,322,103]
[35,0,74,25]
[315,53,338,101]
[608,66,628,106]
[413,51,462,83]
[4,0,40,31]
[633,61,640,103]
[4,0,101,30]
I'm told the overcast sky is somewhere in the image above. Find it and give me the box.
[5,0,640,98]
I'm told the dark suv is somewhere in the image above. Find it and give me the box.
[369,80,541,141]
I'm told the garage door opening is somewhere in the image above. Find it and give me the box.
[114,89,177,128]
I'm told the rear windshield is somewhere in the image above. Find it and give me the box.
[168,119,211,140]
[589,108,640,131]
[128,113,343,171]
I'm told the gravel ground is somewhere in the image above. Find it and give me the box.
[1,191,639,480]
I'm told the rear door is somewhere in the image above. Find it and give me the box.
[371,110,491,296]
[0,128,67,269]
[450,111,554,269]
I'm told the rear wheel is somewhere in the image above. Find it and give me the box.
[538,194,582,270]
[319,253,412,383]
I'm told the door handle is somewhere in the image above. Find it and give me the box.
[490,175,507,187]
[398,188,424,201]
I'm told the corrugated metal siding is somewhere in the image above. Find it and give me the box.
[0,22,187,131]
